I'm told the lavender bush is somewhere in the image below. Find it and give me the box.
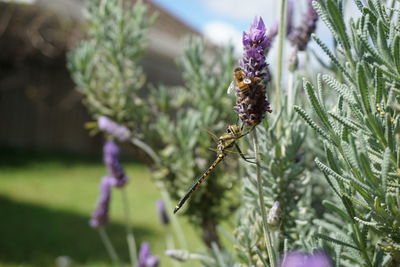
[68,0,400,266]
[295,0,400,265]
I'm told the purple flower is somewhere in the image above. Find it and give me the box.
[281,251,332,267]
[90,176,113,228]
[234,16,272,126]
[98,116,131,141]
[103,140,129,188]
[288,0,319,51]
[138,242,159,267]
[156,200,169,225]
[240,17,270,81]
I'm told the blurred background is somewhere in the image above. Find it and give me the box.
[0,0,354,266]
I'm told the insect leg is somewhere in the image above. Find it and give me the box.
[174,155,224,214]
[234,143,256,164]
[239,125,255,138]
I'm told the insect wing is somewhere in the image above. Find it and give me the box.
[243,77,251,84]
[227,80,236,95]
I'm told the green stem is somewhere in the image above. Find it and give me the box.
[252,128,276,267]
[275,0,287,112]
[121,187,138,267]
[130,137,161,166]
[287,71,295,116]
[129,136,187,249]
[98,227,123,267]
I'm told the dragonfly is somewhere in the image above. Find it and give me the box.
[173,124,255,214]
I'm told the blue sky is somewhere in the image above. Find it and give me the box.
[150,0,359,55]
[150,0,282,51]
[150,0,256,32]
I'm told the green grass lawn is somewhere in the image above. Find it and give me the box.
[0,150,203,267]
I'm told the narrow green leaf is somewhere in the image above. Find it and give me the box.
[359,152,379,187]
[359,30,388,66]
[377,19,391,62]
[354,0,364,12]
[354,216,377,226]
[342,191,373,211]
[381,148,391,193]
[315,158,350,185]
[357,63,372,115]
[341,195,357,220]
[393,35,400,75]
[294,105,332,142]
[317,73,324,103]
[314,233,360,250]
[313,1,345,50]
[374,63,400,83]
[322,74,357,105]
[326,0,351,51]
[385,114,394,155]
[362,7,377,25]
[329,112,367,133]
[324,143,343,174]
[304,80,332,131]
[322,200,351,221]
[374,68,383,105]
[313,219,350,240]
[313,34,354,83]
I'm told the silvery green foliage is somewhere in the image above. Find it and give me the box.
[232,88,318,265]
[296,0,400,265]
[149,37,240,244]
[68,0,152,128]
[67,0,240,246]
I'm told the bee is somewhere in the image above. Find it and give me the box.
[227,67,261,95]
[174,124,254,214]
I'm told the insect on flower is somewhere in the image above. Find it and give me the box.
[227,67,262,95]
[174,124,255,214]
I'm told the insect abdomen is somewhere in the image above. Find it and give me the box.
[173,155,224,214]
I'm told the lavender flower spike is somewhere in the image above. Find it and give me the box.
[281,251,332,267]
[234,16,272,126]
[288,0,319,51]
[90,176,113,228]
[156,200,170,225]
[103,140,129,188]
[98,116,131,142]
[138,242,159,267]
[240,17,270,81]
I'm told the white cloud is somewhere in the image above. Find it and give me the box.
[203,0,278,24]
[203,21,243,53]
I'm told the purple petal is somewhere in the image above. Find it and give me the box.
[89,176,113,228]
[103,141,128,188]
[156,200,169,225]
[281,251,332,267]
[145,256,159,267]
[138,243,151,267]
[138,242,159,267]
[98,116,131,141]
